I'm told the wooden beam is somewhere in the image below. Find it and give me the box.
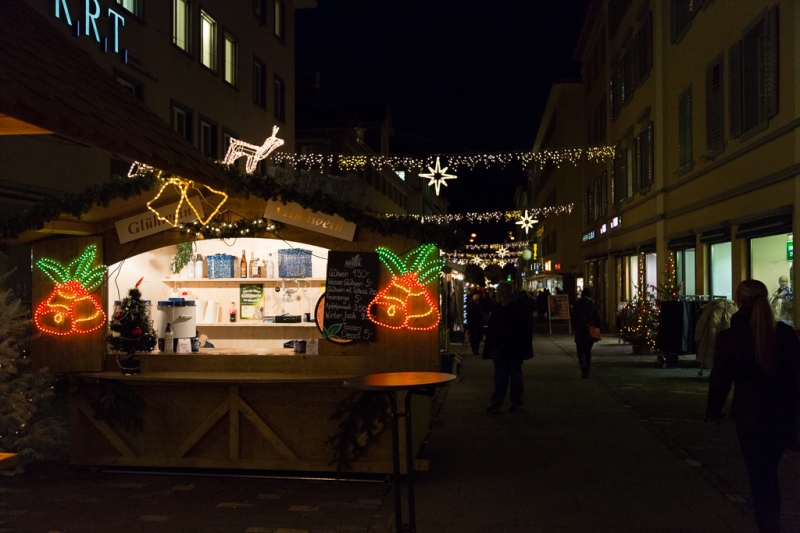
[239,398,299,462]
[37,220,97,236]
[229,386,239,460]
[176,397,230,458]
[76,399,135,457]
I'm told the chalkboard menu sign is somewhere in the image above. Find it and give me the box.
[323,251,379,341]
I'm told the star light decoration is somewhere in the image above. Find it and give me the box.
[419,157,457,196]
[495,246,510,258]
[515,210,538,234]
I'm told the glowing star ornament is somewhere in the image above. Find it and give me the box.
[34,245,107,336]
[147,177,228,227]
[221,125,285,174]
[367,244,444,331]
[419,157,457,196]
[496,246,510,258]
[515,210,538,234]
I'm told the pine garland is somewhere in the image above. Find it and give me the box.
[325,391,392,474]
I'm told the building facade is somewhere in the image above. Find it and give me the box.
[571,0,798,328]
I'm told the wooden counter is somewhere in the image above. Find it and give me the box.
[77,370,355,383]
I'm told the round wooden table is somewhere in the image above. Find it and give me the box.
[344,372,457,533]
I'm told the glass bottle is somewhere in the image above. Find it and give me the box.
[251,253,259,277]
[230,302,237,322]
[240,250,247,278]
[267,253,274,278]
[164,322,174,354]
[194,254,204,279]
[187,254,195,279]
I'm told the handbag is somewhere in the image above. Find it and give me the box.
[588,325,602,342]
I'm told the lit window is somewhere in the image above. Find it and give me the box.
[173,0,190,52]
[224,34,238,86]
[200,11,217,71]
[117,0,140,17]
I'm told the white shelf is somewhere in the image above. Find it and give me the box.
[196,322,317,327]
[163,278,325,284]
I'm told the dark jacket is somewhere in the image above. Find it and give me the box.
[706,308,800,430]
[571,297,602,343]
[466,299,483,330]
[482,299,534,361]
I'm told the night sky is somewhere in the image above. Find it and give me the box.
[296,0,589,221]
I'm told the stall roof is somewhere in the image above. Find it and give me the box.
[0,0,229,190]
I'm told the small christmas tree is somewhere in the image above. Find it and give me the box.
[107,279,157,374]
[0,289,66,462]
[619,284,660,349]
[656,251,679,301]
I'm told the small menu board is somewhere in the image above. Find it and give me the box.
[324,251,379,341]
[240,284,264,320]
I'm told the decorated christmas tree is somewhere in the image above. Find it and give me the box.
[0,289,66,462]
[619,285,660,349]
[656,251,679,301]
[107,279,157,374]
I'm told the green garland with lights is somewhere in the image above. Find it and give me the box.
[177,217,280,239]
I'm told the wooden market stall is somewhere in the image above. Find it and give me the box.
[33,202,442,474]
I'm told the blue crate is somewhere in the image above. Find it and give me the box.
[278,249,312,278]
[207,254,236,278]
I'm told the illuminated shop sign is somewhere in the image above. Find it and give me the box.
[544,261,552,271]
[532,243,538,260]
[788,239,794,262]
[583,231,595,242]
[610,216,622,229]
[600,224,608,234]
[555,263,561,270]
[54,0,128,55]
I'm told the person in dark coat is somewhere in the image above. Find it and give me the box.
[465,292,484,355]
[483,282,534,413]
[536,288,550,321]
[570,286,603,379]
[706,279,800,533]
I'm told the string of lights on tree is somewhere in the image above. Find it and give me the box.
[384,204,572,225]
[618,253,660,349]
[272,146,616,172]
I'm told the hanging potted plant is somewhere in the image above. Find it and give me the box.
[107,279,157,374]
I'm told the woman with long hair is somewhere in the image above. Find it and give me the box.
[706,279,800,533]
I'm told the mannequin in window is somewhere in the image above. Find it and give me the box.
[769,275,793,325]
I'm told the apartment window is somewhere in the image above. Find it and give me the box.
[671,0,701,43]
[254,0,266,23]
[638,12,653,84]
[626,142,634,197]
[640,122,654,190]
[115,72,143,100]
[171,103,193,143]
[608,0,632,38]
[199,119,218,158]
[222,130,236,160]
[173,0,191,51]
[224,33,238,86]
[678,86,693,172]
[253,58,267,108]
[705,55,724,155]
[116,0,141,17]
[730,6,779,139]
[274,0,285,41]
[633,134,641,195]
[273,75,286,122]
[613,141,625,204]
[200,11,217,71]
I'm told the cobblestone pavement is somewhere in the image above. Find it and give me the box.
[1,328,799,532]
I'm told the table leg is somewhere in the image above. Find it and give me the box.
[404,389,416,533]
[388,391,403,533]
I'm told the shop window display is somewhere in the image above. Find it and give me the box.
[710,242,732,299]
[751,234,793,325]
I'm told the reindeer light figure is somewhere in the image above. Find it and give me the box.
[221,125,285,174]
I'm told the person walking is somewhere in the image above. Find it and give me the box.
[483,282,534,413]
[570,286,602,379]
[706,279,800,533]
[465,291,484,356]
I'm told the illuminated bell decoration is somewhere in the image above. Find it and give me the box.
[367,244,444,331]
[34,245,107,336]
[147,177,228,227]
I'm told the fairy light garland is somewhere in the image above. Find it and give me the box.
[367,244,444,332]
[384,204,572,225]
[177,218,279,239]
[463,241,534,250]
[34,245,107,336]
[272,145,615,171]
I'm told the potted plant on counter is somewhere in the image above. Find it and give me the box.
[107,278,157,375]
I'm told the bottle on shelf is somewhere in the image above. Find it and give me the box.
[187,254,195,279]
[260,259,265,278]
[164,322,174,354]
[250,252,259,278]
[230,302,237,322]
[194,254,204,279]
[240,250,247,278]
[267,253,274,278]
